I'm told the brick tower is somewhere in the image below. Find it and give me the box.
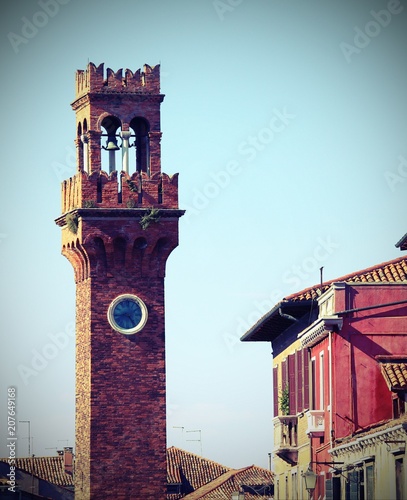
[55,62,183,499]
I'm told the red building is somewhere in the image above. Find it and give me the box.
[242,254,407,499]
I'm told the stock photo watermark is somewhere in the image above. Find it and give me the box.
[6,387,17,492]
[223,235,339,353]
[183,107,295,223]
[7,0,72,54]
[17,321,74,386]
[384,155,407,192]
[213,0,244,21]
[340,0,404,63]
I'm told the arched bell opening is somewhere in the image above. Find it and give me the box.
[130,117,150,176]
[77,122,84,171]
[101,115,122,174]
[78,121,90,173]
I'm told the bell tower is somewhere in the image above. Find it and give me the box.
[55,62,183,499]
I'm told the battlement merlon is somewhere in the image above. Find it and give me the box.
[60,170,179,214]
[75,62,161,99]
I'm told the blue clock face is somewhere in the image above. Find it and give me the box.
[108,294,148,335]
[113,299,142,330]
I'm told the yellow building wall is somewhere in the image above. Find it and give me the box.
[273,340,311,499]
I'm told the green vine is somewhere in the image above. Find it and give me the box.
[279,386,290,416]
[126,179,138,193]
[66,213,79,234]
[140,207,160,230]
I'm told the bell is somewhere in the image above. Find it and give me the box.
[104,137,120,151]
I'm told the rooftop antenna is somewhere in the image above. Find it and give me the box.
[320,266,324,292]
[19,420,31,457]
[173,426,184,444]
[186,429,202,456]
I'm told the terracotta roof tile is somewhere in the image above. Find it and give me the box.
[183,465,274,499]
[2,448,273,498]
[335,413,407,446]
[0,456,73,487]
[167,446,230,494]
[167,447,273,499]
[378,357,407,391]
[286,256,407,302]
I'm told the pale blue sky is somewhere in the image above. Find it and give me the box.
[0,0,406,470]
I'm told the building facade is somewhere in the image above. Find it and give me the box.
[242,256,407,499]
[55,62,183,498]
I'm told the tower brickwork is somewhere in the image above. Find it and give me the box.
[55,62,183,499]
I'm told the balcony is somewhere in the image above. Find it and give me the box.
[306,410,325,437]
[273,415,298,465]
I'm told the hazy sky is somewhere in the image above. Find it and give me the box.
[0,0,406,470]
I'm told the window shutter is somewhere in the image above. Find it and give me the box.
[303,348,310,410]
[281,359,288,416]
[349,470,359,500]
[326,477,341,500]
[366,464,374,500]
[296,349,303,412]
[288,354,296,415]
[282,359,288,391]
[273,366,279,417]
[326,478,333,500]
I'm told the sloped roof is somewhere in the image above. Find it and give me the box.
[287,256,407,302]
[183,465,274,499]
[0,456,73,488]
[2,448,273,499]
[167,446,230,494]
[242,256,407,342]
[396,232,407,251]
[333,413,407,448]
[167,447,273,499]
[377,356,407,391]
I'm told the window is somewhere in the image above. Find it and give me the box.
[311,357,316,410]
[274,349,310,416]
[345,463,375,500]
[396,457,404,500]
[319,351,325,410]
[326,476,341,500]
[365,463,374,500]
[393,394,406,419]
[292,471,298,500]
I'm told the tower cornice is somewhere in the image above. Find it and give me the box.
[71,92,165,112]
[55,207,185,227]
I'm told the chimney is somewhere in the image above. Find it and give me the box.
[63,447,73,475]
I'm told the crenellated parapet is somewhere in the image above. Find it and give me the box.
[61,170,178,213]
[75,62,160,99]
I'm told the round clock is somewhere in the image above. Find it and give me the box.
[107,294,148,335]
